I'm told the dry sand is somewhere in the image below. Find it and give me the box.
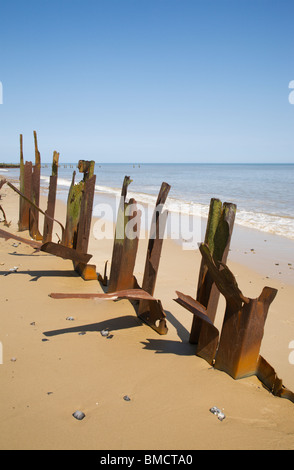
[0,181,294,450]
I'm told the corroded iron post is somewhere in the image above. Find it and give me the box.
[138,182,170,335]
[108,176,141,292]
[18,134,33,232]
[30,131,42,240]
[175,243,294,404]
[42,151,59,244]
[63,160,97,280]
[189,199,236,344]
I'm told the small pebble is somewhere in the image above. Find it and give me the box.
[72,410,86,421]
[123,395,131,402]
[100,329,109,337]
[10,357,17,362]
[66,316,75,321]
[78,331,86,336]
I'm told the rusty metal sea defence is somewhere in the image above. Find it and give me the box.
[175,199,294,404]
[1,132,293,404]
[51,176,171,335]
[0,132,96,274]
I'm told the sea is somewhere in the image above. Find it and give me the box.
[1,163,294,241]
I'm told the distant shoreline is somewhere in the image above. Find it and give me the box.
[0,163,20,168]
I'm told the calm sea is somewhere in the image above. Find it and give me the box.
[1,163,294,241]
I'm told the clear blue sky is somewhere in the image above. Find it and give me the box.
[0,0,294,163]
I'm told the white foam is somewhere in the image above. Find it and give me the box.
[42,177,294,242]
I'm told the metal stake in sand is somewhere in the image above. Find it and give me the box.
[138,182,171,335]
[175,243,294,404]
[63,160,97,280]
[189,199,236,344]
[42,151,59,244]
[29,131,42,240]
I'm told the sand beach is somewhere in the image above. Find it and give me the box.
[0,177,294,451]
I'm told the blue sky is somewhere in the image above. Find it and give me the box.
[0,0,294,163]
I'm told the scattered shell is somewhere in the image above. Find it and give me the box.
[10,357,17,362]
[210,406,226,421]
[123,395,131,402]
[78,331,86,336]
[66,316,75,321]
[73,410,85,421]
[4,267,18,276]
[30,322,36,326]
[10,267,18,272]
[100,329,110,337]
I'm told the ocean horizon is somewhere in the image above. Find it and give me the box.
[1,162,294,241]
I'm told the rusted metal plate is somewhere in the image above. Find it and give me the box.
[63,171,83,248]
[139,299,168,335]
[74,262,97,281]
[41,242,92,265]
[75,174,96,255]
[215,286,277,379]
[43,151,59,244]
[0,227,41,250]
[108,176,134,292]
[257,356,294,403]
[174,291,219,364]
[50,288,157,301]
[19,161,33,232]
[138,182,170,330]
[63,161,96,255]
[0,181,9,227]
[190,199,236,344]
[7,182,65,239]
[29,131,42,240]
[198,243,279,379]
[110,198,141,292]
